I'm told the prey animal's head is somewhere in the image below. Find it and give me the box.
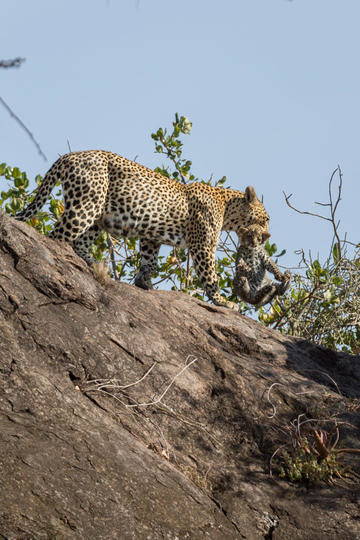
[238,224,271,248]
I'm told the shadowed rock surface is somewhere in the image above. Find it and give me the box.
[0,209,359,540]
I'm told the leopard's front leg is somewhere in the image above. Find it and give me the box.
[190,247,238,310]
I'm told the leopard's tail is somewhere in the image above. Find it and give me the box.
[15,163,59,222]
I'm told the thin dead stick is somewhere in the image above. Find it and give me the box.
[127,356,198,408]
[185,250,192,288]
[218,235,236,262]
[296,369,342,396]
[188,288,204,297]
[284,166,344,262]
[262,377,341,421]
[0,57,25,69]
[283,191,331,222]
[106,235,119,280]
[0,96,47,161]
[329,166,343,258]
[93,387,129,408]
[275,282,320,331]
[263,382,285,418]
[157,402,222,447]
[295,418,358,432]
[269,444,290,477]
[153,274,174,287]
[85,362,157,390]
[218,231,237,252]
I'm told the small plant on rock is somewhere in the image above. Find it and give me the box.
[273,419,360,485]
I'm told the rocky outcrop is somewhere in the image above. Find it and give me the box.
[0,209,359,539]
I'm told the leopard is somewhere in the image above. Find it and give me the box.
[16,150,270,309]
[233,225,291,308]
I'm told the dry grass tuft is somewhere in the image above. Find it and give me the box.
[92,261,112,287]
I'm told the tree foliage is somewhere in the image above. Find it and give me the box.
[1,114,358,354]
[258,167,360,354]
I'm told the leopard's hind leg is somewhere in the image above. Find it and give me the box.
[50,191,107,264]
[134,239,160,290]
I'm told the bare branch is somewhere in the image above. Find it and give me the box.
[314,201,331,207]
[330,166,342,217]
[283,166,343,260]
[0,96,47,161]
[185,250,191,288]
[0,57,25,69]
[263,382,285,419]
[85,362,157,390]
[296,368,342,395]
[329,166,343,258]
[283,191,331,222]
[127,356,198,408]
[107,235,119,280]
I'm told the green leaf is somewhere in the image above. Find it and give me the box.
[332,276,343,286]
[12,167,21,179]
[333,243,340,264]
[14,177,24,188]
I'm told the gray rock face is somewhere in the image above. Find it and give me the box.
[0,209,359,539]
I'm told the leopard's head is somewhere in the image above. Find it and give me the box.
[224,186,270,238]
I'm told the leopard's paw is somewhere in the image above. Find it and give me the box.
[212,297,239,311]
[134,270,153,290]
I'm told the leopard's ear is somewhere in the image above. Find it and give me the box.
[238,227,248,235]
[245,186,257,203]
[262,231,271,242]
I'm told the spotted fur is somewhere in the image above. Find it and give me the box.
[16,150,270,309]
[234,226,291,308]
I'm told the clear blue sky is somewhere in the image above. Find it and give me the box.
[1,0,359,267]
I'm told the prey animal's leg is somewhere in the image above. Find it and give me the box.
[253,283,278,308]
[235,276,276,308]
[254,270,291,308]
[233,255,251,297]
[233,275,251,302]
[276,269,291,295]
